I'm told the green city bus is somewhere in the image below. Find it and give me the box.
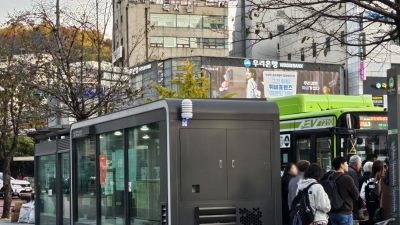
[270,94,388,172]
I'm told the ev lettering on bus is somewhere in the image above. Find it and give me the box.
[298,116,334,130]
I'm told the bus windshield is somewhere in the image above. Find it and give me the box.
[354,133,387,162]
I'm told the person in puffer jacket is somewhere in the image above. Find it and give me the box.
[297,164,331,225]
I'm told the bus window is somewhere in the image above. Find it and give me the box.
[296,138,311,162]
[355,134,387,163]
[317,137,331,171]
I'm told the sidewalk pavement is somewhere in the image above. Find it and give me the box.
[0,219,34,224]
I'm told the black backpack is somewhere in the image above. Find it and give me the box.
[321,173,344,211]
[289,183,315,225]
[369,180,380,202]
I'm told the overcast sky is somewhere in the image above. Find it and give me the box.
[0,0,112,38]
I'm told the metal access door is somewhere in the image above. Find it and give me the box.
[180,129,228,201]
[227,129,271,200]
[180,129,272,201]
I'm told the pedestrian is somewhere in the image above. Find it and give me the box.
[359,161,373,225]
[359,161,373,190]
[345,155,365,220]
[362,154,377,168]
[379,163,390,221]
[17,173,23,180]
[282,163,298,225]
[329,156,360,225]
[296,164,331,225]
[288,160,310,209]
[360,161,384,225]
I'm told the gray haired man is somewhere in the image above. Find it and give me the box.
[345,155,366,220]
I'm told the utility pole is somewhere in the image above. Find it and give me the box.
[54,0,61,125]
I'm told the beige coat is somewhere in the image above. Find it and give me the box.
[379,176,390,220]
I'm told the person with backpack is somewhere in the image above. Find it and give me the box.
[282,163,298,225]
[290,164,331,225]
[345,155,366,221]
[326,156,359,225]
[288,160,311,209]
[360,160,385,225]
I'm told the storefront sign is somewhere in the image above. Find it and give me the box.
[186,5,193,12]
[263,71,297,98]
[112,46,123,64]
[360,62,365,80]
[130,64,152,75]
[163,4,170,11]
[243,59,303,69]
[205,65,340,98]
[174,4,181,11]
[388,77,396,95]
[372,95,384,106]
[280,134,290,148]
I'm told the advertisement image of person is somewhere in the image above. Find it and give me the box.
[219,68,232,92]
[246,68,260,98]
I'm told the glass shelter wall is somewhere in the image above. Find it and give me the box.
[37,155,56,225]
[128,123,160,225]
[75,136,97,224]
[73,122,161,225]
[60,153,70,225]
[99,131,125,224]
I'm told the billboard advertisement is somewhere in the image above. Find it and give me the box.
[204,65,340,98]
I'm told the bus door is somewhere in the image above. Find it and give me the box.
[280,133,294,173]
[293,131,333,171]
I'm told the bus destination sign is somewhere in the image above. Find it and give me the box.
[359,115,388,130]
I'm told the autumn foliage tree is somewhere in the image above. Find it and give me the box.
[0,23,46,218]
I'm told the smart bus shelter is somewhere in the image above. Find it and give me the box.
[68,98,281,225]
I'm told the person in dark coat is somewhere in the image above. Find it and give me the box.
[345,155,365,220]
[359,161,373,190]
[281,163,297,225]
[288,160,310,209]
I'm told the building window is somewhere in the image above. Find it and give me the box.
[150,14,177,27]
[216,39,225,49]
[150,37,164,47]
[341,31,345,47]
[203,15,226,29]
[164,37,177,47]
[177,15,190,27]
[121,38,123,47]
[277,24,285,32]
[359,13,363,30]
[360,32,366,60]
[326,37,330,52]
[116,19,118,29]
[301,48,305,61]
[312,42,316,57]
[203,38,216,48]
[121,16,123,23]
[190,15,202,28]
[288,53,291,61]
[177,37,190,48]
[190,38,203,48]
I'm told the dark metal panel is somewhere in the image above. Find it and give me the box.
[35,141,57,156]
[58,138,70,151]
[227,129,272,200]
[180,129,227,201]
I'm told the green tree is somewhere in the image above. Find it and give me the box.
[150,59,236,99]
